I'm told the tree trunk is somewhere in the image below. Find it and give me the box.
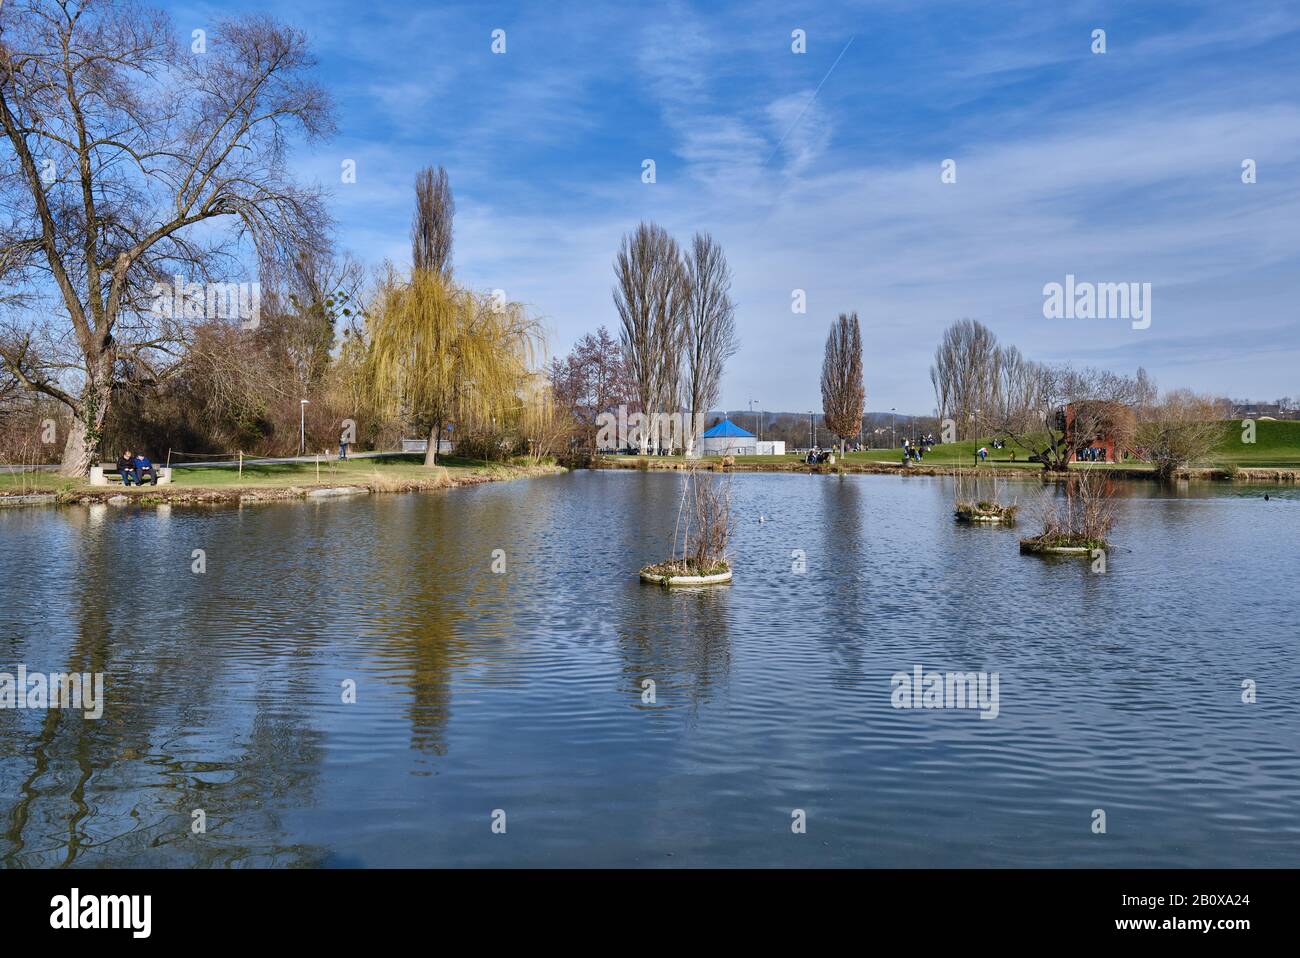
[59,415,97,478]
[424,421,440,466]
[58,370,111,478]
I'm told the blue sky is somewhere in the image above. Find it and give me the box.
[174,0,1299,414]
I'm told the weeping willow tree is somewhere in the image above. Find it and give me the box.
[367,271,542,465]
[515,372,575,462]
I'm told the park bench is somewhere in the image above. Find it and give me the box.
[88,464,173,486]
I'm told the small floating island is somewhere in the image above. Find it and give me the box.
[639,559,733,587]
[954,500,1018,524]
[1019,471,1116,557]
[639,465,733,587]
[1018,535,1107,556]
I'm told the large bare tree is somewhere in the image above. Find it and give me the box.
[681,232,737,456]
[929,318,1002,439]
[1137,388,1228,479]
[613,221,686,454]
[994,364,1138,471]
[411,165,453,278]
[0,0,333,474]
[820,311,865,455]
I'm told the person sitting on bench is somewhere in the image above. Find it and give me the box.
[116,449,138,486]
[132,451,158,485]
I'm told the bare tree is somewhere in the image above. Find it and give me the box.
[1137,388,1226,479]
[929,319,1001,439]
[644,464,731,577]
[1133,366,1158,418]
[681,232,737,456]
[0,1,333,475]
[995,364,1138,471]
[411,165,454,278]
[549,325,635,454]
[820,311,865,455]
[613,222,686,454]
[1029,469,1117,548]
[992,345,1029,424]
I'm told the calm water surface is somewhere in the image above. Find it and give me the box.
[1,471,1297,867]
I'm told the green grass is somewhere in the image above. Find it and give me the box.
[0,454,547,493]
[0,470,81,494]
[1210,419,1300,467]
[5,421,1297,495]
[606,420,1300,472]
[167,454,524,488]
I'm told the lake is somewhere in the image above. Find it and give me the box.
[1,470,1296,867]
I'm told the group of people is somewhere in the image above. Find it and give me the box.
[1077,446,1109,462]
[806,446,833,464]
[115,449,158,486]
[901,435,935,463]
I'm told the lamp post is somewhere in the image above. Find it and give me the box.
[299,399,309,455]
[891,407,896,449]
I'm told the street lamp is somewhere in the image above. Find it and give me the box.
[299,399,309,455]
[891,407,896,449]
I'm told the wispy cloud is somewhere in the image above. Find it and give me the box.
[203,0,1300,411]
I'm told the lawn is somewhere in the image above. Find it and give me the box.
[1209,420,1300,467]
[165,454,534,488]
[601,420,1300,472]
[0,454,546,494]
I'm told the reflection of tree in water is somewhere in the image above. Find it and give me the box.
[816,476,867,688]
[363,491,521,758]
[371,602,467,757]
[0,506,328,867]
[618,587,732,715]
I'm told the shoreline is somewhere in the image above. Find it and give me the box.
[594,456,1299,484]
[0,462,567,509]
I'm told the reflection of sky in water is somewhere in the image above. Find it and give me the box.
[0,474,1297,867]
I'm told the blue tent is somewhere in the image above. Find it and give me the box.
[702,418,756,439]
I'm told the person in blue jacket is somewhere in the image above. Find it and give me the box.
[132,452,158,485]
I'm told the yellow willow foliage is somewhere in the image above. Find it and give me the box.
[365,269,543,454]
[516,372,574,460]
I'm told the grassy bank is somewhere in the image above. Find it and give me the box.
[781,420,1300,470]
[0,454,564,502]
[597,420,1300,482]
